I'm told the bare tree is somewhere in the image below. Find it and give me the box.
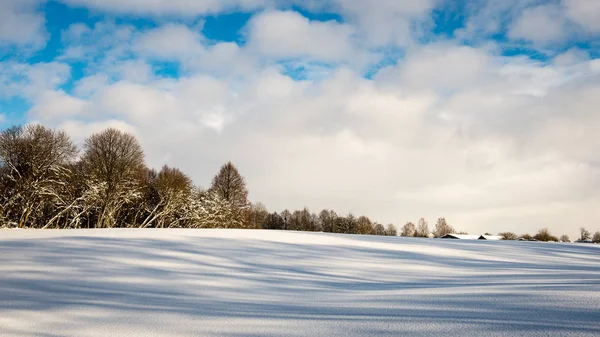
[357,216,374,235]
[580,227,591,241]
[534,228,559,242]
[520,233,533,241]
[141,166,193,228]
[209,162,249,210]
[288,210,302,231]
[415,218,429,237]
[311,212,322,232]
[373,223,386,236]
[319,209,337,233]
[81,128,145,228]
[0,125,77,228]
[533,228,558,242]
[334,213,357,234]
[385,224,398,236]
[499,232,518,240]
[298,208,315,231]
[263,212,285,230]
[559,235,570,243]
[246,202,269,229]
[280,209,291,230]
[593,232,600,244]
[433,218,455,238]
[401,222,417,237]
[187,189,245,229]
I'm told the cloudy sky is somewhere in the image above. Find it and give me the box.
[1,0,600,236]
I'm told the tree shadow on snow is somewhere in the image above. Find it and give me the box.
[1,232,599,336]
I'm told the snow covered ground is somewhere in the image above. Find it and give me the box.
[1,229,599,337]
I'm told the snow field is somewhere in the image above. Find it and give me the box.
[1,229,599,336]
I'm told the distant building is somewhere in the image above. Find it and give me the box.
[440,234,480,240]
[440,234,501,240]
[478,235,501,240]
[574,239,594,244]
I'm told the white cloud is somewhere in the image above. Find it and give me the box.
[26,42,600,237]
[553,48,590,66]
[377,44,492,92]
[27,90,90,121]
[73,74,110,97]
[456,0,540,40]
[326,0,436,46]
[246,11,358,63]
[58,0,268,16]
[509,5,569,45]
[56,0,436,48]
[0,0,47,50]
[133,24,204,60]
[60,21,136,66]
[58,119,138,144]
[130,24,257,76]
[564,0,600,33]
[0,62,71,100]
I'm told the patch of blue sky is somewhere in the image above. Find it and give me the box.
[280,60,338,82]
[290,6,344,24]
[501,38,600,62]
[430,0,468,38]
[152,61,181,79]
[575,41,600,59]
[28,1,97,64]
[203,12,253,45]
[0,97,30,127]
[56,62,86,94]
[501,45,553,62]
[364,48,404,79]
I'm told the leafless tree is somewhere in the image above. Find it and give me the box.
[81,128,145,228]
[534,228,559,242]
[183,189,244,229]
[0,124,77,228]
[499,232,518,240]
[520,233,533,241]
[339,213,357,234]
[374,223,386,236]
[297,208,316,231]
[401,222,417,237]
[246,202,269,229]
[559,235,570,243]
[580,227,591,241]
[288,210,302,231]
[209,162,249,210]
[357,216,374,235]
[415,218,430,237]
[263,212,285,230]
[280,209,291,230]
[141,165,193,228]
[385,224,398,236]
[319,209,337,233]
[433,218,455,238]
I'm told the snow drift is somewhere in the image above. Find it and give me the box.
[1,229,599,336]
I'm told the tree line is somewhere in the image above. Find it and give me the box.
[1,124,599,242]
[0,124,395,235]
[0,125,246,230]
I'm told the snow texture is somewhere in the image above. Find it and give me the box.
[1,229,599,336]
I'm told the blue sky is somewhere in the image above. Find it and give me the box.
[1,0,600,235]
